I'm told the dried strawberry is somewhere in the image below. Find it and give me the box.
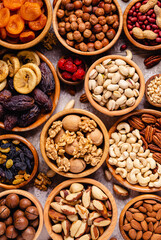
[72,72,78,81]
[74,69,85,80]
[58,58,66,70]
[61,72,72,80]
[74,58,82,65]
[67,57,74,63]
[64,61,77,73]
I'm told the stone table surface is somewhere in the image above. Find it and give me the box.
[1,0,161,239]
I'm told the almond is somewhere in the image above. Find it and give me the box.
[113,184,129,197]
[151,234,161,240]
[143,203,153,213]
[154,221,159,231]
[142,231,152,240]
[123,223,131,231]
[126,211,133,222]
[131,220,142,231]
[148,222,154,232]
[144,200,157,204]
[141,220,148,232]
[139,206,147,213]
[133,213,145,222]
[156,209,161,220]
[129,229,137,240]
[147,211,157,218]
[155,225,161,234]
[153,203,161,211]
[129,208,140,213]
[134,201,143,209]
[146,217,157,223]
[136,230,143,240]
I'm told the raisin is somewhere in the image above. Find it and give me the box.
[3,95,34,111]
[21,146,33,160]
[0,90,12,103]
[39,62,55,95]
[32,88,53,112]
[18,104,40,127]
[8,78,16,93]
[0,104,4,119]
[4,114,18,131]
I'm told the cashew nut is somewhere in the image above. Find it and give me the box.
[137,173,150,186]
[114,146,121,157]
[132,129,141,139]
[128,168,140,184]
[127,135,137,144]
[111,132,121,143]
[117,122,130,134]
[108,157,118,165]
[118,151,129,161]
[132,143,141,153]
[150,176,161,188]
[141,163,150,174]
[121,143,132,153]
[126,157,133,170]
[121,134,127,142]
[147,158,156,169]
[150,172,159,182]
[144,170,152,178]
[138,149,150,158]
[117,161,127,168]
[116,168,127,178]
[134,159,143,169]
[130,152,136,160]
[125,49,133,60]
[109,146,116,157]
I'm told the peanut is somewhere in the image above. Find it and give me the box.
[139,0,158,13]
[154,5,161,29]
[132,27,157,40]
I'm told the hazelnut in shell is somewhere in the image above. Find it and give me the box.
[4,216,13,226]
[0,222,6,236]
[6,225,18,239]
[19,198,32,210]
[25,206,39,220]
[13,210,25,220]
[30,218,39,228]
[65,139,79,155]
[62,115,81,132]
[14,216,29,231]
[6,194,19,209]
[70,158,86,173]
[22,226,36,240]
[87,128,103,146]
[0,199,6,206]
[0,206,10,219]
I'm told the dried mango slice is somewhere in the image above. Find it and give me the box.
[3,0,25,11]
[20,30,35,43]
[6,14,24,35]
[20,2,41,21]
[0,8,10,28]
[28,13,47,31]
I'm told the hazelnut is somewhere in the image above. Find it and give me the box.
[102,24,108,33]
[67,32,74,40]
[89,14,98,25]
[0,222,6,236]
[79,42,88,51]
[74,1,82,9]
[75,9,83,17]
[6,226,18,239]
[98,1,105,8]
[104,0,112,2]
[74,43,80,49]
[113,20,119,29]
[76,36,84,42]
[65,10,74,16]
[4,216,13,226]
[96,32,105,40]
[92,6,98,13]
[0,206,10,219]
[0,235,7,240]
[87,128,103,146]
[71,21,78,30]
[13,210,25,220]
[65,22,71,31]
[95,8,105,16]
[65,16,69,21]
[30,218,39,228]
[69,14,77,22]
[58,22,65,28]
[6,194,19,209]
[93,24,102,33]
[89,34,96,42]
[92,0,100,6]
[78,23,86,32]
[22,226,36,240]
[70,158,86,173]
[85,21,91,29]
[87,42,95,51]
[58,27,66,36]
[14,216,29,231]
[62,115,81,131]
[106,16,115,25]
[62,0,71,5]
[82,13,90,21]
[113,14,119,21]
[65,3,74,10]
[83,0,92,6]
[104,3,112,13]
[19,199,32,210]
[82,5,92,13]
[0,199,6,206]
[66,39,74,46]
[111,3,117,12]
[83,29,92,38]
[106,28,116,40]
[65,139,79,155]
[73,30,82,40]
[77,17,83,24]
[25,206,38,220]
[94,40,103,50]
[98,16,106,25]
[56,9,65,18]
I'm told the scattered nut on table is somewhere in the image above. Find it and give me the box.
[113,184,129,197]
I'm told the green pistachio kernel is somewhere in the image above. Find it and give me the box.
[6,159,13,169]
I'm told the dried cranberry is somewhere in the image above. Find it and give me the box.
[64,61,77,73]
[58,58,66,70]
[74,58,82,65]
[74,69,85,80]
[61,72,72,80]
[72,72,78,81]
[67,57,74,63]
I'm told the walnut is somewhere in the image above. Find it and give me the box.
[46,137,58,161]
[56,156,70,172]
[73,135,93,158]
[59,130,76,144]
[34,172,52,191]
[48,121,62,138]
[84,154,101,166]
[79,117,97,132]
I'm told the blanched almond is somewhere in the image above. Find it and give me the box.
[93,217,111,227]
[92,186,108,201]
[75,221,88,238]
[76,205,89,220]
[70,183,84,193]
[61,205,77,215]
[49,209,66,221]
[66,192,83,202]
[50,202,63,213]
[52,224,62,233]
[113,184,129,197]
[90,225,99,240]
[82,188,91,209]
[70,220,82,237]
[67,214,79,222]
[62,220,71,237]
[93,200,108,219]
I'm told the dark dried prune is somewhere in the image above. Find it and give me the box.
[32,88,53,112]
[3,95,34,111]
[18,105,40,127]
[0,90,12,103]
[4,114,18,131]
[39,62,55,95]
[8,78,16,93]
[0,104,4,120]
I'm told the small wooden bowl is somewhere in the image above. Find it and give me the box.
[56,55,88,85]
[0,0,52,50]
[123,0,161,51]
[106,109,161,193]
[44,178,117,240]
[119,194,161,240]
[53,0,123,56]
[0,189,43,240]
[84,55,145,117]
[145,74,161,107]
[40,108,109,178]
[0,134,38,189]
[0,51,60,132]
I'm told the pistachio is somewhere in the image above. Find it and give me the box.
[95,64,105,74]
[115,59,126,66]
[97,74,104,86]
[88,80,97,91]
[94,86,103,95]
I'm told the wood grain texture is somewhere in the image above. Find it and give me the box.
[145,74,161,107]
[106,109,161,193]
[40,108,109,178]
[84,55,145,117]
[44,178,117,240]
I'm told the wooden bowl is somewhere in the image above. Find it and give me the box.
[145,74,161,107]
[0,189,43,240]
[0,51,60,132]
[0,0,52,50]
[53,0,123,56]
[106,109,161,193]
[123,0,161,51]
[56,55,88,86]
[119,194,161,240]
[0,134,38,189]
[40,108,109,178]
[44,178,117,240]
[84,55,145,117]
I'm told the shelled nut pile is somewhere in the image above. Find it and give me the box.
[147,75,161,104]
[49,183,112,240]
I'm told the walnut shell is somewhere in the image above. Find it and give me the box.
[70,158,86,173]
[87,128,103,146]
[62,115,81,131]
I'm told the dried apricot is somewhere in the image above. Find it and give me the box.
[3,0,25,11]
[25,0,43,8]
[20,2,41,21]
[0,28,7,39]
[6,14,24,35]
[7,31,20,38]
[20,30,35,42]
[28,13,47,31]
[0,3,4,9]
[6,36,19,43]
[0,8,10,28]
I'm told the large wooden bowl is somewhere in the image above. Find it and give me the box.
[84,55,145,117]
[44,178,117,240]
[0,51,60,132]
[0,0,52,50]
[40,108,109,178]
[145,74,161,108]
[53,0,123,56]
[106,109,161,193]
[119,194,161,240]
[123,0,161,51]
[0,189,43,240]
[0,134,38,189]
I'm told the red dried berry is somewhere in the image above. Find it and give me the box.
[58,58,66,70]
[64,61,77,73]
[74,58,82,65]
[61,72,72,80]
[120,44,127,51]
[67,57,74,63]
[78,63,85,70]
[72,72,78,81]
[74,69,85,80]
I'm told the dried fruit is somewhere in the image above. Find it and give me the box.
[32,88,52,112]
[20,31,35,43]
[4,114,18,131]
[0,90,12,103]
[28,13,47,31]
[6,14,25,35]
[20,2,42,21]
[18,104,40,127]
[39,62,55,95]
[3,95,34,111]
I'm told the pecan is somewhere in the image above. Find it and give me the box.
[141,114,157,124]
[66,86,76,96]
[153,133,161,148]
[148,144,161,153]
[144,126,155,143]
[153,153,161,164]
[80,93,89,103]
[141,136,148,150]
[144,55,161,68]
[155,122,161,129]
[128,116,145,130]
[157,118,161,126]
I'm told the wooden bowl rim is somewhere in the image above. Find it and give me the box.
[0,51,60,132]
[106,109,161,192]
[84,55,145,117]
[119,194,161,240]
[123,0,161,51]
[0,134,38,189]
[145,74,161,107]
[0,0,52,50]
[56,55,88,86]
[44,178,117,240]
[0,189,43,240]
[53,0,123,56]
[40,108,109,178]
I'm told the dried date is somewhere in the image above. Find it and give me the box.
[8,78,16,93]
[4,114,18,131]
[0,104,4,120]
[0,90,12,103]
[3,95,34,111]
[18,105,40,127]
[39,62,55,95]
[32,88,53,112]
